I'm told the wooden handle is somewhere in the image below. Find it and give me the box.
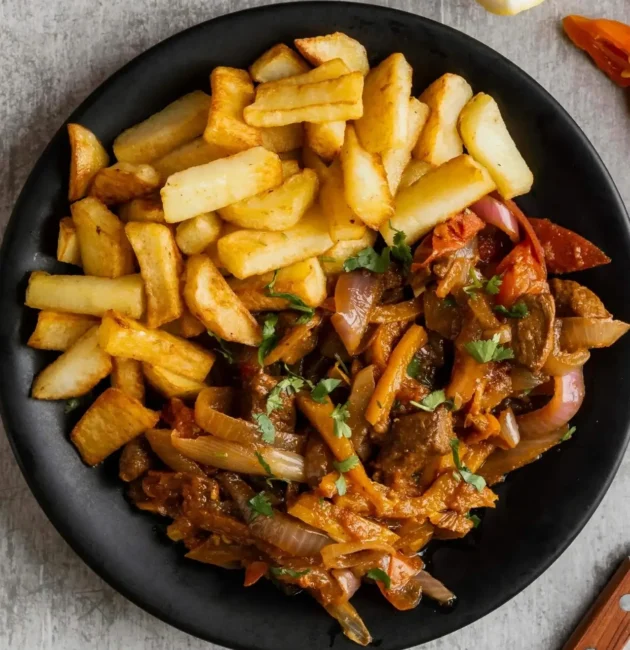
[563,557,630,650]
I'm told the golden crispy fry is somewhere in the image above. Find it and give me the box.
[340,124,393,229]
[261,124,304,153]
[143,363,206,400]
[89,162,161,205]
[205,221,241,275]
[261,58,350,87]
[204,67,262,153]
[161,146,283,223]
[57,217,82,266]
[27,311,99,351]
[414,73,473,165]
[118,195,165,223]
[70,197,134,278]
[305,121,345,161]
[302,146,329,183]
[175,212,222,255]
[25,272,145,319]
[355,53,413,153]
[98,311,215,382]
[71,388,159,466]
[281,159,301,179]
[217,205,333,279]
[31,326,112,400]
[219,168,319,231]
[319,230,378,275]
[125,222,183,328]
[67,123,110,201]
[294,33,369,75]
[278,149,302,162]
[111,357,145,402]
[381,154,496,246]
[249,43,310,83]
[458,92,533,199]
[399,159,434,191]
[151,137,227,181]
[183,254,261,345]
[113,91,211,163]
[162,306,206,339]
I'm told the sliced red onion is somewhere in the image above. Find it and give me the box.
[471,196,520,242]
[416,570,456,605]
[331,568,361,601]
[510,366,546,393]
[249,511,332,556]
[498,408,520,449]
[323,601,372,646]
[560,317,630,352]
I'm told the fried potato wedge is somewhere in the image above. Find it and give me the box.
[262,58,350,87]
[183,254,261,345]
[111,357,145,402]
[281,159,301,179]
[320,158,366,242]
[261,124,304,153]
[27,311,99,351]
[161,146,282,223]
[31,326,112,400]
[319,230,378,275]
[143,363,206,400]
[113,91,211,163]
[71,197,134,278]
[162,306,206,339]
[294,33,369,75]
[67,124,110,202]
[381,154,496,246]
[340,124,393,230]
[458,93,533,199]
[305,120,345,161]
[125,222,183,328]
[399,159,434,191]
[414,73,473,165]
[217,205,333,278]
[249,43,310,83]
[175,212,222,255]
[118,195,165,223]
[57,217,82,266]
[302,146,329,182]
[71,388,159,466]
[99,311,215,382]
[151,137,227,181]
[89,162,161,205]
[219,168,318,231]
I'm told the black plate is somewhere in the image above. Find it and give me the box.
[1,3,629,649]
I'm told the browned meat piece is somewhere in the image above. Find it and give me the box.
[550,278,610,319]
[423,289,462,340]
[304,433,334,488]
[510,293,555,372]
[408,331,446,388]
[119,437,151,482]
[241,371,296,432]
[377,407,453,490]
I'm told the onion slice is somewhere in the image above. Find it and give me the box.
[416,570,456,605]
[471,196,519,242]
[323,601,372,646]
[497,408,520,449]
[321,541,397,569]
[560,317,630,352]
[331,568,361,602]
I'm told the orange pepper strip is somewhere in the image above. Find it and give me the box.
[369,296,423,324]
[244,561,269,587]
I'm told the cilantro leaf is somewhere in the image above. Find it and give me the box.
[343,247,391,273]
[450,439,487,492]
[561,425,577,442]
[248,492,273,520]
[466,513,481,528]
[464,334,514,364]
[442,296,457,308]
[484,275,503,295]
[258,313,279,365]
[463,269,484,296]
[331,402,352,438]
[264,271,315,322]
[255,450,274,475]
[335,472,347,496]
[207,331,234,364]
[494,301,529,319]
[366,568,391,590]
[64,398,82,414]
[311,378,341,403]
[333,454,360,473]
[407,356,422,380]
[270,567,310,579]
[267,376,306,414]
[410,389,449,412]
[389,222,412,271]
[253,413,275,444]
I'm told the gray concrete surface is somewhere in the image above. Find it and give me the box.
[1,0,629,648]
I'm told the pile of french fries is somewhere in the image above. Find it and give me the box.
[25,32,533,467]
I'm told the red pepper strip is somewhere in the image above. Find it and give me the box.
[244,561,269,587]
[496,241,547,307]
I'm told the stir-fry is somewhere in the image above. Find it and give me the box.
[24,31,629,646]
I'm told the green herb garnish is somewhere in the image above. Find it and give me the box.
[465,334,514,364]
[258,313,279,365]
[248,491,273,520]
[331,402,352,438]
[311,378,342,403]
[335,473,347,496]
[265,271,315,323]
[366,568,391,590]
[442,296,457,308]
[494,301,529,319]
[253,414,275,444]
[389,222,412,271]
[450,439,487,492]
[343,247,391,274]
[207,331,234,363]
[484,275,503,295]
[463,269,485,296]
[333,454,360,473]
[410,389,449,413]
[267,376,306,414]
[334,354,350,376]
[407,356,422,380]
[270,567,310,579]
[255,450,274,475]
[561,425,577,442]
[64,398,81,414]
[466,513,481,528]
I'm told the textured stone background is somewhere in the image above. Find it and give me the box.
[1,1,629,648]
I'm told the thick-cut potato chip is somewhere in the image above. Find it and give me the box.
[219,168,318,231]
[67,123,110,202]
[319,230,378,275]
[25,272,145,318]
[204,67,262,153]
[305,121,345,161]
[184,254,261,345]
[27,311,98,351]
[381,154,496,246]
[175,212,222,255]
[57,217,82,266]
[152,137,226,181]
[71,197,134,278]
[249,43,310,83]
[113,91,211,164]
[71,388,159,466]
[355,53,413,153]
[31,326,112,400]
[143,363,206,400]
[261,58,350,88]
[261,124,304,153]
[458,93,533,199]
[217,205,333,279]
[414,73,473,165]
[294,33,369,75]
[118,196,165,223]
[89,162,161,205]
[111,357,145,402]
[340,124,393,230]
[98,311,215,382]
[161,146,283,223]
[125,222,183,328]
[399,159,434,191]
[320,158,366,242]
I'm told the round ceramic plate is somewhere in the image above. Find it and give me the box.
[1,3,629,649]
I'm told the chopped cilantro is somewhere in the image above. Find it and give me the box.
[466,513,481,528]
[258,313,279,365]
[253,413,275,444]
[207,331,234,363]
[450,439,487,492]
[331,402,352,438]
[407,356,422,380]
[255,450,274,475]
[335,472,347,496]
[561,425,577,442]
[463,269,485,296]
[465,334,514,364]
[267,376,306,414]
[494,301,529,319]
[311,378,341,403]
[265,271,315,323]
[442,296,457,308]
[410,389,449,412]
[389,222,412,272]
[64,398,81,414]
[333,454,360,473]
[485,275,503,295]
[366,568,391,590]
[248,491,273,520]
[270,567,310,579]
[343,247,391,273]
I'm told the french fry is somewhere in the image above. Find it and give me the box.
[399,159,433,191]
[25,272,145,319]
[143,363,206,400]
[118,196,165,223]
[205,221,241,275]
[151,137,226,181]
[305,121,345,161]
[321,158,366,242]
[162,306,206,339]
[355,53,413,153]
[183,254,261,345]
[27,311,99,351]
[219,168,319,231]
[262,58,350,87]
[204,67,262,153]
[217,204,333,279]
[249,43,310,83]
[98,310,215,382]
[71,388,159,466]
[67,123,109,202]
[113,91,212,163]
[31,326,112,400]
[294,33,369,75]
[414,73,473,165]
[161,146,283,223]
[458,92,533,199]
[319,230,378,275]
[340,124,393,229]
[279,149,302,162]
[111,357,145,402]
[175,212,222,255]
[89,162,161,205]
[281,159,301,179]
[382,98,430,195]
[57,217,82,266]
[125,222,183,328]
[261,124,304,153]
[381,154,496,246]
[70,197,134,278]
[302,146,329,183]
